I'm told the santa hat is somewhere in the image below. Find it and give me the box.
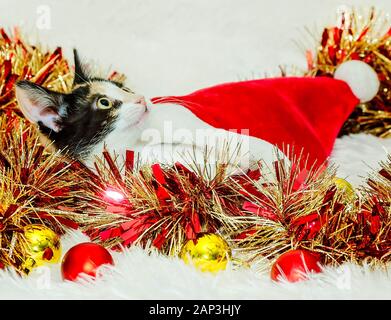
[151,60,379,168]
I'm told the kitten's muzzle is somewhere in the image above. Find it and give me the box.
[133,95,147,108]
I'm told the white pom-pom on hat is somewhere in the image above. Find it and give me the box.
[334,60,380,102]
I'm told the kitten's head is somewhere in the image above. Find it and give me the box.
[15,49,148,160]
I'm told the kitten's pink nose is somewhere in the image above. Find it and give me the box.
[133,95,146,106]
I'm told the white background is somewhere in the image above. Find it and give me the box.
[1,0,390,97]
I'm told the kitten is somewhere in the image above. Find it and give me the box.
[15,50,284,173]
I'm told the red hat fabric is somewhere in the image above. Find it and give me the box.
[151,77,359,168]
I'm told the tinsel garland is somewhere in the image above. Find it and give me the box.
[0,28,82,273]
[231,157,391,270]
[305,8,391,137]
[74,151,255,255]
[0,27,73,115]
[73,152,390,270]
[0,114,84,272]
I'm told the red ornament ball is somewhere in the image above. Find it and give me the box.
[271,249,321,283]
[61,242,114,281]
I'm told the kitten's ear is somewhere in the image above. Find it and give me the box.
[15,80,67,132]
[73,49,90,86]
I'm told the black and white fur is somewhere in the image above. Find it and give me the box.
[15,50,283,173]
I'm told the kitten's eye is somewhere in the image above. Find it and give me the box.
[123,87,134,94]
[96,97,113,109]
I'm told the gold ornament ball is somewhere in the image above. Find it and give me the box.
[22,225,61,273]
[180,233,231,273]
[333,177,356,201]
